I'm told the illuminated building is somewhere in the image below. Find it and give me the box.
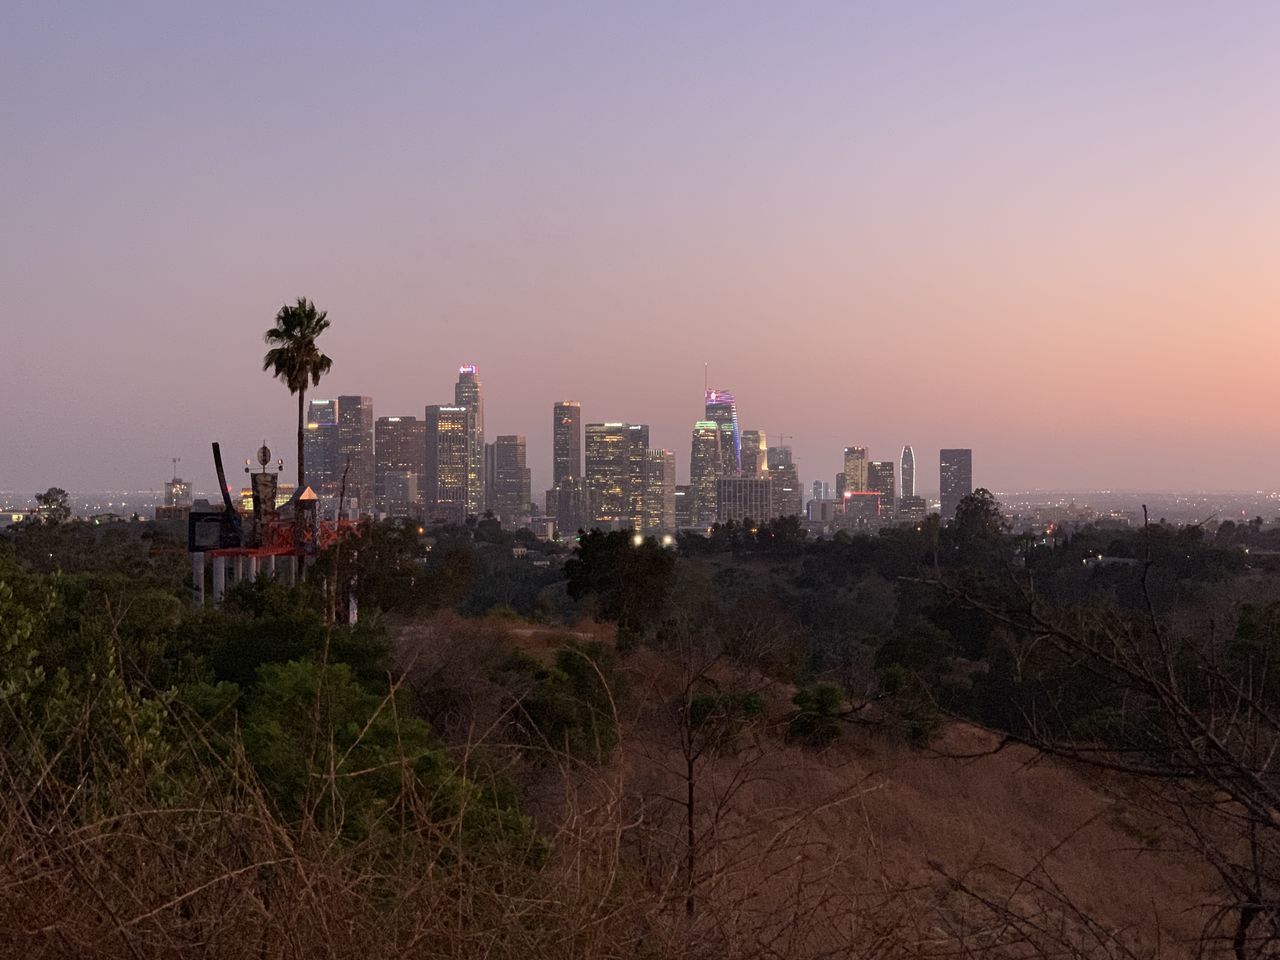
[940,448,973,520]
[164,477,191,509]
[674,484,695,529]
[716,477,773,524]
[741,429,767,478]
[553,401,582,485]
[304,398,340,513]
[842,446,869,493]
[767,445,803,518]
[454,365,485,516]
[690,420,722,526]
[337,395,375,515]
[901,445,916,500]
[705,389,741,475]
[643,449,676,533]
[841,491,881,524]
[493,435,531,525]
[585,422,648,529]
[868,461,895,516]
[383,472,418,518]
[424,405,471,520]
[898,496,927,521]
[375,416,426,515]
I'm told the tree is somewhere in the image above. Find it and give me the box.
[33,487,70,525]
[262,297,333,490]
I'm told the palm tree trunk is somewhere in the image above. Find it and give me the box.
[297,388,306,490]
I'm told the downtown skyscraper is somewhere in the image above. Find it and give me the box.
[454,365,485,515]
[901,445,916,500]
[337,395,375,513]
[585,422,649,529]
[374,416,426,516]
[690,420,722,527]
[552,401,582,485]
[704,389,741,475]
[940,448,973,520]
[424,404,471,523]
[492,435,532,525]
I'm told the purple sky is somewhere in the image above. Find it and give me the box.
[4,2,1279,499]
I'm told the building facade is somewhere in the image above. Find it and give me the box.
[643,449,676,534]
[337,395,375,515]
[454,366,485,516]
[901,444,915,500]
[424,404,471,521]
[704,389,741,476]
[553,401,582,485]
[374,416,426,516]
[716,477,773,524]
[940,448,973,520]
[585,422,648,529]
[842,446,869,493]
[690,420,722,527]
[767,445,803,518]
[492,435,531,526]
[868,460,896,516]
[740,429,767,478]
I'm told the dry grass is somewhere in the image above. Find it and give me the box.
[0,614,1224,959]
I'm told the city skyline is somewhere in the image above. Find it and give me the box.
[4,4,1280,496]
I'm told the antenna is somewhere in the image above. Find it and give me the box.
[703,362,708,395]
[171,457,180,481]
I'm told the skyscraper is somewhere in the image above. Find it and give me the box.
[304,398,340,511]
[716,477,773,524]
[767,445,803,518]
[940,448,973,520]
[552,401,582,485]
[374,416,426,515]
[454,365,485,515]
[643,449,676,534]
[424,404,471,522]
[625,423,650,530]
[842,446,869,493]
[740,429,767,478]
[492,435,531,526]
[868,460,896,517]
[901,445,916,500]
[704,389,741,475]
[690,420,722,526]
[585,422,648,529]
[337,395,375,515]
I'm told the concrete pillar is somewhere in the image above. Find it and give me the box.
[191,553,205,608]
[212,555,227,604]
[247,555,259,581]
[262,554,276,578]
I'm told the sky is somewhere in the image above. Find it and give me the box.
[3,1,1279,500]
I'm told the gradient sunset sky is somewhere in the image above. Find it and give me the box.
[3,2,1278,498]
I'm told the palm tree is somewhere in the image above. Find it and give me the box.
[262,297,333,490]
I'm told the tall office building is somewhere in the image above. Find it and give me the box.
[716,477,773,524]
[304,398,341,510]
[704,389,741,475]
[585,422,648,528]
[674,484,695,529]
[336,395,375,515]
[643,449,676,534]
[690,421,723,526]
[868,461,896,517]
[624,423,650,530]
[842,446,869,493]
[454,366,485,515]
[493,435,531,525]
[940,448,973,520]
[374,416,426,515]
[901,445,916,500]
[424,405,471,522]
[553,401,582,485]
[767,445,803,518]
[484,442,497,512]
[740,429,767,478]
